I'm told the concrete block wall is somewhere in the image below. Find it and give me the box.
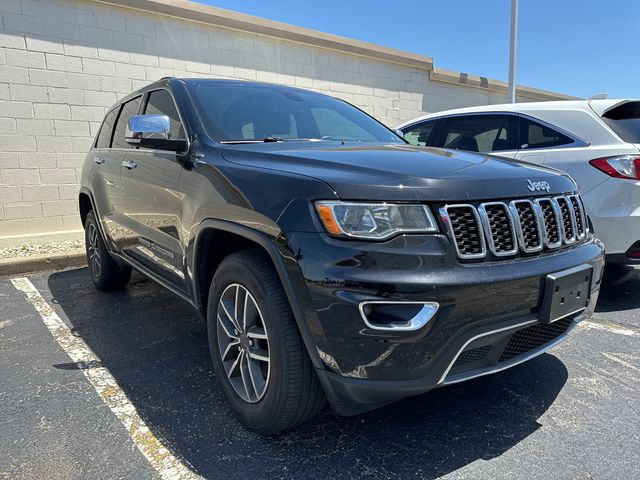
[0,0,565,242]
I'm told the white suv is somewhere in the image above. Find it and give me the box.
[398,100,640,264]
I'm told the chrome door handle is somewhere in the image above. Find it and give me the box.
[93,156,105,165]
[122,159,137,170]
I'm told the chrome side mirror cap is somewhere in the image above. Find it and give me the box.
[126,114,171,144]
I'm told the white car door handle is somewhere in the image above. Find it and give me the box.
[122,159,137,170]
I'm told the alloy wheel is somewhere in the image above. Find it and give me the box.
[87,223,102,277]
[216,283,271,403]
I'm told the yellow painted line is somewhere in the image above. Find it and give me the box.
[11,277,201,480]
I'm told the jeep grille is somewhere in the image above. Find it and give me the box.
[441,194,588,260]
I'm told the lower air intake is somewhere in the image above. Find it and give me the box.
[499,317,574,362]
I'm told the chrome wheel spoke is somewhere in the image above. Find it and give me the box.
[239,351,254,401]
[227,350,243,380]
[220,338,240,362]
[87,224,101,276]
[247,326,267,340]
[216,283,271,403]
[248,347,270,364]
[246,356,265,400]
[220,296,241,333]
[217,314,239,341]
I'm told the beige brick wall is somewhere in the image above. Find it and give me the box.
[0,0,566,241]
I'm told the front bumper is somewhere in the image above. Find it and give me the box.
[283,231,605,414]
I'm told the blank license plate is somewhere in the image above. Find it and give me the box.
[539,264,593,323]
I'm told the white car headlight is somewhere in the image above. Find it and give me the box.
[315,201,438,240]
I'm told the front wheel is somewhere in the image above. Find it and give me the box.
[207,250,325,433]
[84,211,131,291]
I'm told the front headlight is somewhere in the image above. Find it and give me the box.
[315,201,438,240]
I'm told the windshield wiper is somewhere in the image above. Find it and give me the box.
[220,137,318,144]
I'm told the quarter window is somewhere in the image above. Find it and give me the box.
[143,90,186,140]
[402,120,437,146]
[520,118,573,149]
[112,96,142,149]
[440,115,517,152]
[95,108,118,148]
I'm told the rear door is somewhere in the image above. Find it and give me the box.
[514,116,578,167]
[118,88,188,290]
[90,105,128,248]
[436,114,519,157]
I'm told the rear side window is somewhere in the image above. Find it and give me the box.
[402,120,437,146]
[112,96,142,149]
[520,118,573,149]
[601,102,640,143]
[144,90,186,140]
[95,109,118,148]
[440,114,518,152]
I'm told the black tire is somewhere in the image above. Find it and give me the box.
[84,211,131,291]
[207,249,325,433]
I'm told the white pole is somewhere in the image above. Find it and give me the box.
[508,0,519,103]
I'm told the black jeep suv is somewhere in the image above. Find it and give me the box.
[80,78,604,433]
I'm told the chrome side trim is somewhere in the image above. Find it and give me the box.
[477,202,518,257]
[441,321,576,386]
[440,204,487,260]
[509,199,543,253]
[358,301,440,331]
[534,198,563,249]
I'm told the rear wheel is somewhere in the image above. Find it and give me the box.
[207,250,325,433]
[84,211,131,291]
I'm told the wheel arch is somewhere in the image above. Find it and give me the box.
[192,219,324,370]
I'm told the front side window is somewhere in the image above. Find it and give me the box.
[520,118,573,149]
[188,82,403,143]
[144,90,186,140]
[441,115,517,152]
[112,96,142,149]
[402,120,437,146]
[95,108,118,148]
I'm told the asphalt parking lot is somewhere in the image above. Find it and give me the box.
[1,265,639,480]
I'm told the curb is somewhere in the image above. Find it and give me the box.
[0,251,86,276]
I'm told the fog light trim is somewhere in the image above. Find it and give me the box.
[358,301,440,331]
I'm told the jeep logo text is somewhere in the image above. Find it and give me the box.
[526,179,550,193]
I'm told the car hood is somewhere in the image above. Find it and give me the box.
[220,142,576,201]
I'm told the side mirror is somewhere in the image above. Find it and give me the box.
[394,128,405,139]
[126,114,187,152]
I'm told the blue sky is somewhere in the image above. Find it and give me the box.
[196,0,639,99]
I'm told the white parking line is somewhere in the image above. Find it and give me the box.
[579,319,638,337]
[11,277,201,480]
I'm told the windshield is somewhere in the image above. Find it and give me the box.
[188,82,403,143]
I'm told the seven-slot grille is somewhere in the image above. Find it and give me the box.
[442,194,587,260]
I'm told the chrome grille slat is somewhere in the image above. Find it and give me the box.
[478,202,518,256]
[555,196,577,244]
[535,198,563,249]
[442,205,486,259]
[442,194,587,260]
[509,200,543,253]
[568,194,587,239]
